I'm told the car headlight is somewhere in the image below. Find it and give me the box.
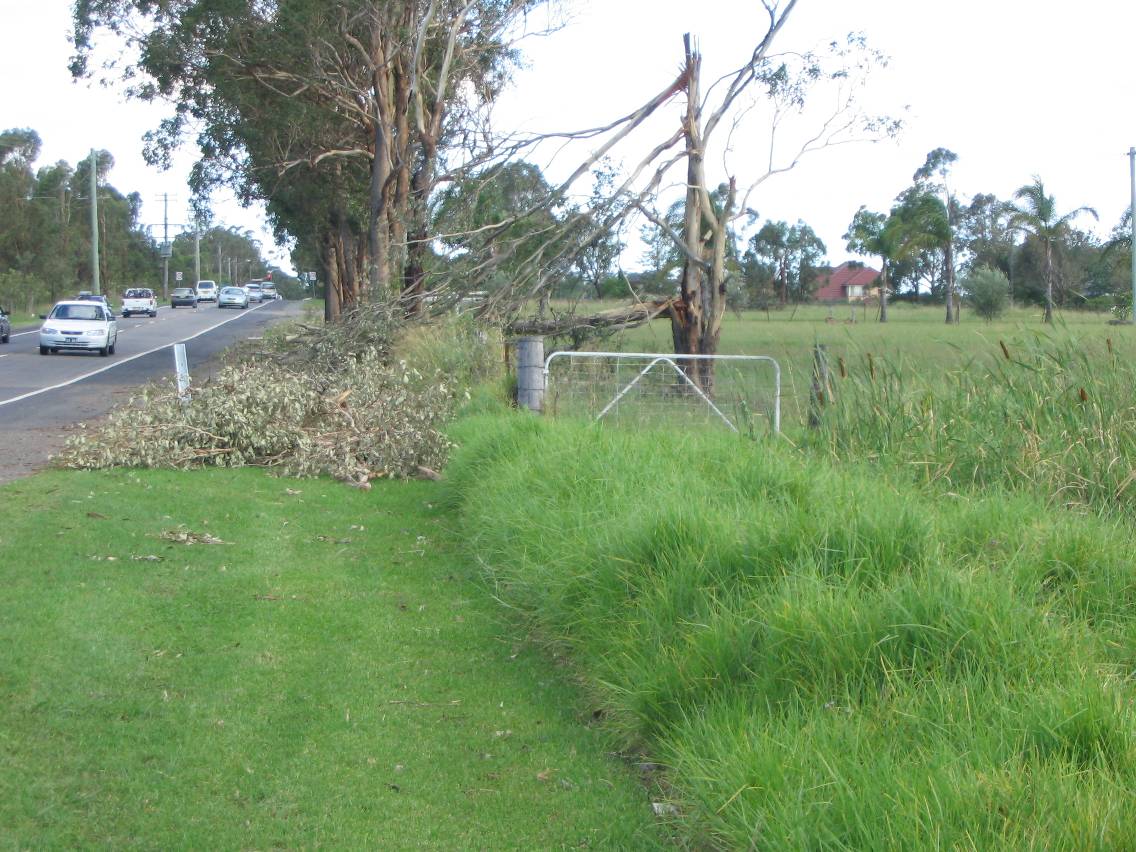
[42,327,58,335]
[88,329,106,336]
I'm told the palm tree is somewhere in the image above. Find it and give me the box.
[1008,177,1097,323]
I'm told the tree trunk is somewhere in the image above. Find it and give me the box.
[1043,239,1054,323]
[667,38,730,396]
[944,238,956,323]
[879,258,888,323]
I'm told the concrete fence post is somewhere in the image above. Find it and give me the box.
[515,336,545,413]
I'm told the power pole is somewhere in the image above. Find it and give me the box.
[163,191,171,302]
[89,149,100,295]
[194,219,201,286]
[1130,147,1136,323]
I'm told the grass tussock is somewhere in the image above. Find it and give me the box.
[444,414,1136,848]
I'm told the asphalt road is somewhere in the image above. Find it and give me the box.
[0,298,305,484]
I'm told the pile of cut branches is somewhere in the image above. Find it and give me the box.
[57,302,473,485]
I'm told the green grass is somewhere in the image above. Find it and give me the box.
[0,468,665,849]
[605,304,1136,425]
[443,414,1136,849]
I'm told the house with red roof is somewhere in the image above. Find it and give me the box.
[814,261,880,302]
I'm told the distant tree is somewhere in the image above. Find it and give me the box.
[844,206,895,322]
[1008,176,1097,323]
[747,221,790,304]
[886,187,951,305]
[571,162,626,299]
[743,219,825,306]
[964,266,1010,321]
[957,194,1014,275]
[912,148,960,322]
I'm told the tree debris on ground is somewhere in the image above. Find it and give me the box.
[56,302,497,483]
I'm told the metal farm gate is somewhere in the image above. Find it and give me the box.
[542,351,781,435]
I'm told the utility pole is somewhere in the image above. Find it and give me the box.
[161,193,170,300]
[194,218,201,286]
[89,149,100,295]
[1130,147,1135,323]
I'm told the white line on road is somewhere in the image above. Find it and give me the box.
[0,303,272,408]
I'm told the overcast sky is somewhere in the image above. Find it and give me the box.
[3,0,1134,274]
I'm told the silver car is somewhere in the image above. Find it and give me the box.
[217,286,249,309]
[0,306,10,344]
[39,301,119,356]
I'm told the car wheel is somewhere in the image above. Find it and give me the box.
[170,303,176,309]
[109,340,116,355]
[150,310,157,317]
[1,332,8,344]
[39,345,48,355]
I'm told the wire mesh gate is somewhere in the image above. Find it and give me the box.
[543,351,781,434]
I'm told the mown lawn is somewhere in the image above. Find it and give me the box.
[0,468,665,849]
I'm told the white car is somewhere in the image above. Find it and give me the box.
[40,301,119,356]
[245,282,263,303]
[260,283,278,300]
[195,280,219,302]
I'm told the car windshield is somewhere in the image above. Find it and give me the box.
[51,304,104,321]
[125,289,152,298]
[221,288,243,295]
[173,288,193,295]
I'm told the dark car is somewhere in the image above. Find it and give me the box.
[76,292,111,307]
[170,287,199,308]
[0,306,10,344]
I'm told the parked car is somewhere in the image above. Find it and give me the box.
[39,301,118,356]
[122,287,158,317]
[195,280,218,302]
[260,283,279,301]
[170,287,199,308]
[245,282,264,303]
[0,306,10,344]
[217,286,249,309]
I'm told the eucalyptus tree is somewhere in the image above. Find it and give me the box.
[748,219,825,305]
[912,148,959,322]
[886,187,951,303]
[72,0,552,319]
[1008,176,1097,323]
[957,192,1016,290]
[0,129,41,278]
[844,206,896,322]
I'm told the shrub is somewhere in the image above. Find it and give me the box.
[964,266,1010,321]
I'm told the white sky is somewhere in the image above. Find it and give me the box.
[3,0,1135,273]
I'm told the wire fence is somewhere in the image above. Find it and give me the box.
[543,351,781,435]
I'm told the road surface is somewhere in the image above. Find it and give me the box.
[0,299,305,484]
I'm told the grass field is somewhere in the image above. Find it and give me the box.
[605,304,1135,422]
[0,468,665,849]
[444,414,1136,849]
[8,301,1136,847]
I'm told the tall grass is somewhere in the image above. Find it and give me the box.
[806,331,1136,515]
[444,415,1136,848]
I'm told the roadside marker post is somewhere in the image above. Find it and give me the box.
[174,343,190,402]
